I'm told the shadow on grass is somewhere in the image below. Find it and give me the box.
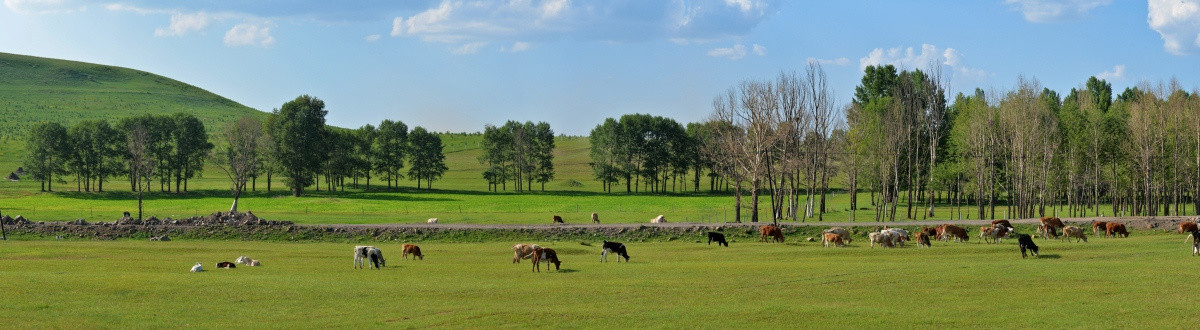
[1033,254,1062,259]
[556,269,579,274]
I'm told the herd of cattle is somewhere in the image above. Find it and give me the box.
[188,216,1200,272]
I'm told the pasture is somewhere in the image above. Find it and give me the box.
[0,231,1193,328]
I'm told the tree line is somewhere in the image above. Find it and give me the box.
[479,120,555,192]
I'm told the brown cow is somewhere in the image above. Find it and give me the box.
[760,225,784,243]
[941,225,969,242]
[822,233,844,248]
[979,226,1010,244]
[915,231,932,248]
[1039,217,1065,239]
[1092,221,1108,237]
[591,212,599,224]
[553,215,564,224]
[529,247,561,272]
[920,227,938,239]
[1062,226,1087,243]
[1179,221,1198,234]
[402,243,424,260]
[1106,222,1129,238]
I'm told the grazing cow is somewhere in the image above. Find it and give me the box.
[915,232,932,248]
[933,224,950,241]
[216,262,236,269]
[869,231,895,248]
[920,227,938,239]
[367,247,385,269]
[991,219,1013,228]
[354,246,385,269]
[600,240,630,262]
[402,244,424,260]
[1179,221,1198,234]
[760,225,784,243]
[823,227,853,245]
[553,215,564,224]
[1191,229,1200,256]
[707,232,729,247]
[1106,222,1129,238]
[822,233,844,248]
[512,244,542,263]
[980,225,1011,244]
[190,262,203,272]
[941,225,970,242]
[1016,234,1039,258]
[427,218,438,224]
[884,227,909,246]
[1039,217,1065,239]
[1092,221,1108,237]
[591,212,599,224]
[529,247,561,272]
[1062,226,1087,243]
[651,215,667,224]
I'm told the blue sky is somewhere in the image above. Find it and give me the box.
[2,0,1198,135]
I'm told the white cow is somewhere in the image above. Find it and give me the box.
[823,227,853,245]
[190,262,203,272]
[884,228,909,246]
[427,218,438,224]
[651,215,666,223]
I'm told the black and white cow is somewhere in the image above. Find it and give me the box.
[600,240,630,262]
[707,232,729,247]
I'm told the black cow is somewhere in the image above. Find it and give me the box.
[553,215,564,224]
[601,240,630,262]
[1191,229,1200,256]
[1017,234,1039,258]
[216,261,236,269]
[707,232,729,247]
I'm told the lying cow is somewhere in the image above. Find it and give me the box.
[513,244,542,263]
[1106,222,1129,238]
[822,232,844,248]
[530,247,561,272]
[601,240,630,262]
[1017,234,1039,258]
[427,218,438,224]
[402,244,424,260]
[651,215,667,224]
[1062,226,1087,243]
[216,261,236,269]
[761,225,784,243]
[235,256,261,266]
[707,232,729,247]
[190,262,204,272]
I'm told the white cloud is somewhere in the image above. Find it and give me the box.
[3,0,80,14]
[1097,64,1126,81]
[752,43,766,56]
[724,0,768,14]
[1148,0,1200,55]
[1005,0,1111,23]
[391,17,405,37]
[500,41,530,52]
[708,44,747,60]
[365,34,381,42]
[451,41,487,55]
[154,12,210,37]
[806,57,851,66]
[224,23,275,47]
[859,44,989,83]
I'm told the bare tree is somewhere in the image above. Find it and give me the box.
[712,80,781,223]
[126,124,155,220]
[216,116,266,214]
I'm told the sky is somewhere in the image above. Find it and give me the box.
[2,0,1199,135]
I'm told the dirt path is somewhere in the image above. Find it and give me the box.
[311,216,1195,230]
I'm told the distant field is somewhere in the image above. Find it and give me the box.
[0,232,1192,328]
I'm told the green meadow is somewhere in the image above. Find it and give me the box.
[0,232,1192,328]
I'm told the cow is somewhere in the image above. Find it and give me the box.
[760,225,784,243]
[216,262,236,269]
[513,244,542,263]
[1092,221,1108,237]
[190,262,203,272]
[553,215,564,224]
[1106,222,1129,238]
[707,232,729,247]
[402,244,424,260]
[1062,226,1087,243]
[934,224,950,241]
[247,259,261,267]
[980,225,1011,244]
[884,227,909,246]
[869,231,895,248]
[529,247,561,272]
[1191,229,1200,256]
[914,231,932,248]
[823,227,853,245]
[651,215,667,224]
[941,225,969,242]
[354,246,385,269]
[601,241,630,262]
[1179,221,1198,234]
[920,227,938,239]
[991,219,1013,228]
[235,256,261,266]
[1016,234,1039,258]
[591,212,599,224]
[427,218,438,224]
[1039,217,1065,239]
[822,233,844,248]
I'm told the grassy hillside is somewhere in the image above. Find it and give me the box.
[0,52,269,170]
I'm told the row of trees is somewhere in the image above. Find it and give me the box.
[479,120,555,192]
[588,114,708,194]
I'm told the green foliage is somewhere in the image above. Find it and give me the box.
[407,126,448,189]
[374,119,409,188]
[266,95,328,196]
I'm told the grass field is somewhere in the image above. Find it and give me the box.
[0,231,1192,328]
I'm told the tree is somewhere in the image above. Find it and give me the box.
[216,116,266,213]
[125,124,155,220]
[531,122,555,191]
[408,127,448,189]
[23,122,69,192]
[67,120,123,192]
[375,119,409,189]
[589,119,622,192]
[354,124,378,189]
[479,124,514,191]
[266,95,329,197]
[169,113,213,192]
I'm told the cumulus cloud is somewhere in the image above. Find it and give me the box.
[154,12,210,36]
[224,23,275,47]
[3,0,81,14]
[364,34,381,42]
[451,41,487,55]
[859,44,988,83]
[1005,0,1111,23]
[1096,64,1126,81]
[709,44,747,60]
[391,0,776,53]
[806,57,851,66]
[500,41,530,52]
[1148,0,1200,55]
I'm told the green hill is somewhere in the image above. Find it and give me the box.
[0,52,269,166]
